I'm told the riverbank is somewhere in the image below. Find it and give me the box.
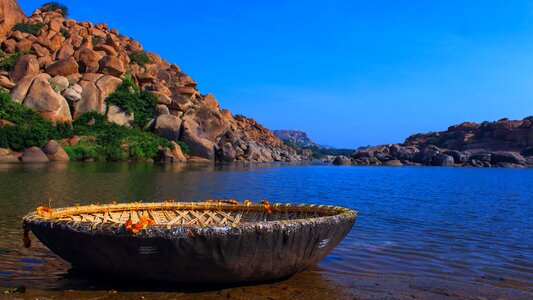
[2,271,530,300]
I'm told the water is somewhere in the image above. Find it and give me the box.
[0,162,532,298]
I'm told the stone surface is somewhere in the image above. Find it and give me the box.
[20,147,49,163]
[9,54,39,83]
[99,55,124,76]
[0,0,26,43]
[21,74,72,123]
[106,105,133,127]
[333,156,352,165]
[169,141,187,162]
[42,140,70,161]
[46,57,79,76]
[154,115,182,141]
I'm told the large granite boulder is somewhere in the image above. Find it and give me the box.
[42,140,70,161]
[154,115,182,141]
[20,147,49,163]
[9,54,39,83]
[490,151,526,165]
[181,116,215,161]
[19,74,72,123]
[431,153,455,166]
[332,156,352,165]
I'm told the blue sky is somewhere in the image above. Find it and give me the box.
[20,1,533,148]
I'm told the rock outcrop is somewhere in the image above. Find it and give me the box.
[344,117,533,168]
[0,1,299,162]
[0,0,26,43]
[273,129,320,148]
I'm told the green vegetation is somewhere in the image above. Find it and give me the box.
[72,111,171,161]
[60,27,69,38]
[282,140,352,159]
[234,114,246,119]
[175,140,189,154]
[0,89,177,161]
[41,2,68,16]
[92,36,103,47]
[12,22,47,35]
[128,50,151,67]
[63,145,99,161]
[105,76,157,128]
[0,51,30,71]
[0,89,69,151]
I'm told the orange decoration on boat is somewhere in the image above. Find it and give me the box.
[110,200,117,204]
[36,206,52,217]
[261,200,273,214]
[124,215,155,234]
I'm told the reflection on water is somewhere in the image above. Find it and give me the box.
[0,162,532,298]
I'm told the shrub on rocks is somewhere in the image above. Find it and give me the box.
[0,50,30,71]
[105,76,157,128]
[128,50,151,67]
[41,2,69,16]
[12,22,46,35]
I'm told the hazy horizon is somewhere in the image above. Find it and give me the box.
[19,0,533,148]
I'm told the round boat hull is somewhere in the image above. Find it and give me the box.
[27,210,356,283]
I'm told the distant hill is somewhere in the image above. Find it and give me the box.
[273,130,320,148]
[273,129,354,159]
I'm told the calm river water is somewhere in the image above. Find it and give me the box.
[0,162,531,299]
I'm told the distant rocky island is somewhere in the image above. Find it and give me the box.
[273,129,354,159]
[0,0,300,164]
[333,117,533,168]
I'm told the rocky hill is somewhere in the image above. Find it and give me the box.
[273,129,320,148]
[0,0,299,163]
[337,117,533,168]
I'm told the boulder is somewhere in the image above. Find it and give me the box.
[99,55,125,77]
[62,84,82,102]
[0,75,15,89]
[106,105,134,127]
[218,142,236,162]
[49,75,69,92]
[77,48,100,73]
[156,147,177,163]
[382,159,403,166]
[169,141,187,162]
[75,79,101,116]
[42,140,70,161]
[96,75,122,102]
[332,156,352,165]
[21,74,72,123]
[0,148,19,163]
[9,54,39,83]
[431,153,455,166]
[154,115,182,141]
[490,151,526,165]
[20,147,49,163]
[0,0,26,43]
[181,116,215,160]
[444,150,467,164]
[413,147,438,165]
[46,57,79,76]
[156,105,170,116]
[56,44,75,60]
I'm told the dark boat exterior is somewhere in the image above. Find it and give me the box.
[23,201,357,284]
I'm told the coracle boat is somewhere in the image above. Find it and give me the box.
[23,200,357,284]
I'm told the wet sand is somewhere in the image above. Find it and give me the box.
[2,268,531,300]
